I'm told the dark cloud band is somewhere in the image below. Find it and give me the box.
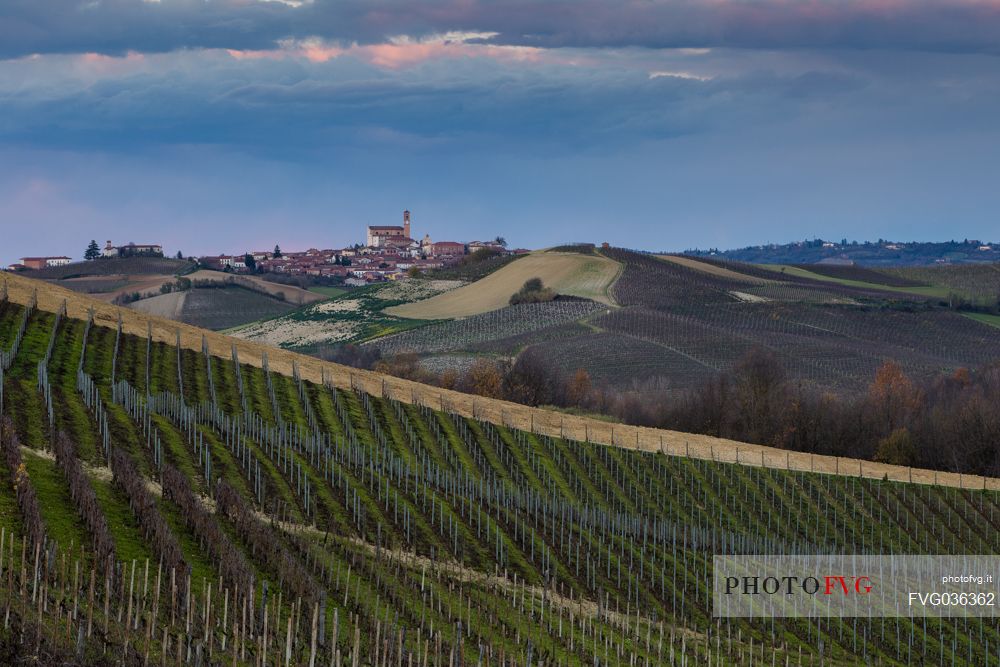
[3,0,1000,59]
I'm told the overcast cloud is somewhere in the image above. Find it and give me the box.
[1,2,999,261]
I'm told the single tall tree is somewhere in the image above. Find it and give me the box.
[84,239,101,261]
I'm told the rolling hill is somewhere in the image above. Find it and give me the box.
[685,238,1000,266]
[385,252,620,320]
[27,258,325,312]
[0,270,998,665]
[360,249,1000,400]
[25,256,195,280]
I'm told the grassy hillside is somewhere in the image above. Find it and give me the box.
[881,262,1000,305]
[1,287,999,664]
[758,264,952,299]
[387,252,620,319]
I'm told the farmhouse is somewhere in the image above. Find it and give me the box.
[221,255,246,270]
[20,256,72,270]
[468,240,506,252]
[104,241,164,258]
[367,210,413,247]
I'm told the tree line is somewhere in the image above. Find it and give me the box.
[350,346,1000,477]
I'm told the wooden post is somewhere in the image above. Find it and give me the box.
[309,601,320,667]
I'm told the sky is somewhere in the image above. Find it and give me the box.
[2,1,1000,263]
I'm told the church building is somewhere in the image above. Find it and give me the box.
[366,210,413,247]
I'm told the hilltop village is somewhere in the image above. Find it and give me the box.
[198,211,522,284]
[8,211,525,284]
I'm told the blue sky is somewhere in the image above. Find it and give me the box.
[2,1,1000,263]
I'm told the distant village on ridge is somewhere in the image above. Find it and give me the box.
[8,210,528,285]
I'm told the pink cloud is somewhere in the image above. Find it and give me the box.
[226,35,550,69]
[225,49,285,61]
[353,40,544,69]
[300,43,348,63]
[80,51,144,63]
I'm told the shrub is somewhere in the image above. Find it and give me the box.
[509,278,556,305]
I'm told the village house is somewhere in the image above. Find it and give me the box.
[431,241,465,258]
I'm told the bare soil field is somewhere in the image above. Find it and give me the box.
[82,274,179,302]
[185,270,325,306]
[657,254,775,284]
[129,286,297,330]
[129,290,188,320]
[387,252,620,319]
[4,269,997,491]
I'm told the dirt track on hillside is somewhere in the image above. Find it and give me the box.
[4,271,998,492]
[656,255,776,284]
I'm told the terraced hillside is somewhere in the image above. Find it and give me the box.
[1,283,999,664]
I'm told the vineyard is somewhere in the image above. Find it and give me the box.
[26,257,195,281]
[367,301,606,357]
[881,263,1000,306]
[1,282,999,665]
[529,250,1000,392]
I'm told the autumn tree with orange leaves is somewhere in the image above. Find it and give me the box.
[868,361,922,433]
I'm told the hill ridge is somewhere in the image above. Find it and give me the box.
[3,271,997,491]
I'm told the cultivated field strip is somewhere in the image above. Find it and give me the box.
[1,290,1000,664]
[5,272,998,491]
[368,301,606,356]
